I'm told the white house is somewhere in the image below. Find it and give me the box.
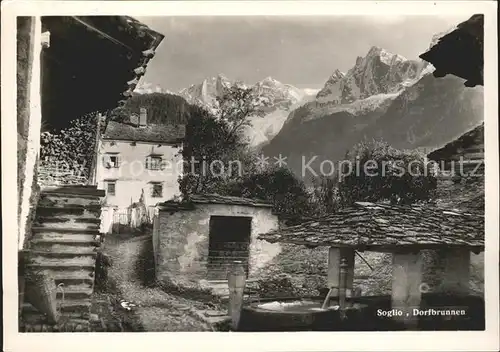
[96,108,185,232]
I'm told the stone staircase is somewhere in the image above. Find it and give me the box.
[205,279,261,302]
[21,185,104,331]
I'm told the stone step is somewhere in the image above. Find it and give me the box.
[33,217,101,231]
[30,242,98,253]
[22,300,91,313]
[36,216,101,224]
[26,256,96,270]
[23,280,94,307]
[58,299,92,313]
[41,185,105,197]
[50,270,95,286]
[31,233,98,244]
[205,280,259,297]
[36,206,101,219]
[22,303,92,322]
[56,285,94,299]
[21,318,92,332]
[21,301,93,331]
[38,193,102,208]
[28,249,97,258]
[32,226,100,235]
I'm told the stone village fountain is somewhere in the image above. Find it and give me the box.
[226,202,485,331]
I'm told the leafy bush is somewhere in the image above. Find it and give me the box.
[256,273,302,299]
[226,166,315,218]
[339,139,437,205]
[94,250,112,293]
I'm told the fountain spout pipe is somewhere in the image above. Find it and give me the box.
[227,261,246,331]
[338,258,348,319]
[321,287,334,310]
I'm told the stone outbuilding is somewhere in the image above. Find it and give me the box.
[152,194,281,286]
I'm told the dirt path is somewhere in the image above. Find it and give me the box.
[101,233,216,332]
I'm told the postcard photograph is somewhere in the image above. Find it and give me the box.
[2,1,499,351]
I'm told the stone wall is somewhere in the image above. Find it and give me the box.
[38,113,100,187]
[37,163,89,186]
[17,16,43,251]
[17,17,34,235]
[153,203,280,286]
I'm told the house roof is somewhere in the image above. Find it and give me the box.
[426,123,484,214]
[434,178,484,212]
[41,16,164,129]
[102,121,186,143]
[158,193,273,211]
[419,14,483,87]
[190,194,273,207]
[258,201,484,251]
[427,123,484,161]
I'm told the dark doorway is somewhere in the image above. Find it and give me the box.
[207,216,252,280]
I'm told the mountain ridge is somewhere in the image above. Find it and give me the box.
[261,35,483,181]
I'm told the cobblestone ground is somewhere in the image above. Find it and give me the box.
[92,232,225,332]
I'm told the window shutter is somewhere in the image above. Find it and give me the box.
[116,156,122,168]
[103,155,111,168]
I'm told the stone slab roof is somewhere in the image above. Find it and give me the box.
[158,193,273,211]
[419,14,483,87]
[435,178,484,213]
[190,194,273,207]
[427,123,484,161]
[41,16,164,128]
[102,121,185,143]
[258,202,484,251]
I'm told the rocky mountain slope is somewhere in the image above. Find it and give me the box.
[263,43,484,181]
[316,46,423,104]
[177,74,318,147]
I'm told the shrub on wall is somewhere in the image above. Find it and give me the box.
[94,250,112,293]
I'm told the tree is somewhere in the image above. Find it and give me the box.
[338,138,437,206]
[179,107,243,195]
[214,85,272,140]
[311,175,341,215]
[330,139,439,296]
[225,166,314,218]
[109,92,193,125]
[179,86,269,196]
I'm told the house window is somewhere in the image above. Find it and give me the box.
[145,155,164,170]
[103,153,120,168]
[105,181,116,196]
[151,183,163,198]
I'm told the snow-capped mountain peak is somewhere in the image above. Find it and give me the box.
[316,46,421,103]
[178,74,320,147]
[264,32,483,180]
[365,46,407,66]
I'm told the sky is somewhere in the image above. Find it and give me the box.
[136,15,472,92]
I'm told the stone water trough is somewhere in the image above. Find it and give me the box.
[226,202,485,332]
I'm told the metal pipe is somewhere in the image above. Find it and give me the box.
[227,260,246,331]
[339,257,348,319]
[355,250,374,271]
[321,287,334,310]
